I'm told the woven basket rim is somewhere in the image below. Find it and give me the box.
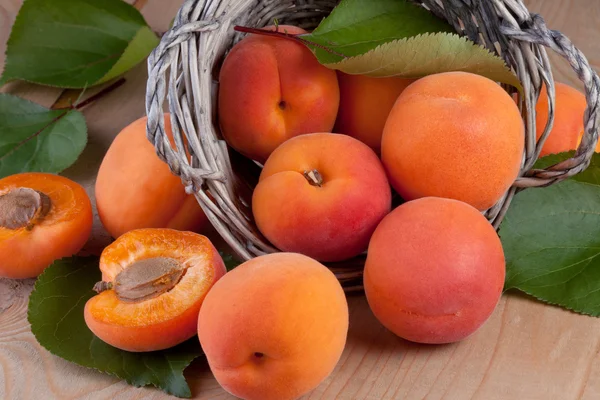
[144,0,600,289]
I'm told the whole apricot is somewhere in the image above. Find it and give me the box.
[0,173,93,279]
[252,133,391,262]
[84,228,226,352]
[535,82,589,156]
[381,71,524,211]
[335,72,415,152]
[96,114,208,239]
[218,25,340,163]
[364,197,505,344]
[198,252,349,400]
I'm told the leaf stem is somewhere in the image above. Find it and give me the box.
[73,78,126,110]
[233,25,347,59]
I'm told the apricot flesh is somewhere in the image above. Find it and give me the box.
[335,72,415,152]
[364,197,505,344]
[381,71,524,211]
[84,228,226,352]
[218,25,340,163]
[252,133,392,262]
[198,253,349,400]
[0,173,93,279]
[95,114,207,239]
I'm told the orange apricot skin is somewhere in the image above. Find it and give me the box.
[84,228,226,352]
[198,253,349,400]
[381,71,524,211]
[536,82,589,156]
[218,25,340,163]
[252,133,392,262]
[95,114,208,239]
[0,173,93,279]
[364,197,505,344]
[335,72,415,152]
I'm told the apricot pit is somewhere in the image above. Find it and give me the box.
[0,187,51,230]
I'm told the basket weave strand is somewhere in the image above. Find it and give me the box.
[145,0,600,289]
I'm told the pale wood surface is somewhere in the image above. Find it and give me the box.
[1,1,600,399]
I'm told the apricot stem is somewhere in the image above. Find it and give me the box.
[233,25,347,58]
[0,188,51,230]
[303,169,323,187]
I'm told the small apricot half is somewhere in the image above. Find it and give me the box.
[84,228,226,352]
[0,173,93,279]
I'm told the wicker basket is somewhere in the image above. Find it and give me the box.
[145,0,600,290]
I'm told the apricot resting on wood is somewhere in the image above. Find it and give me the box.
[95,114,208,239]
[198,252,349,400]
[252,132,392,262]
[218,25,340,163]
[382,71,524,211]
[84,228,226,352]
[0,173,93,279]
[364,197,505,344]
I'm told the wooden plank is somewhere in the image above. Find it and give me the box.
[1,0,600,399]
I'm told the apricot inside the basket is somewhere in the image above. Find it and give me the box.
[0,172,93,279]
[84,228,226,352]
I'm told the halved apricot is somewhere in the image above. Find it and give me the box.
[0,173,93,279]
[84,228,226,352]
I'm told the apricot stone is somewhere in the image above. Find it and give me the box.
[381,71,524,211]
[198,253,349,400]
[218,25,340,163]
[364,197,505,344]
[252,133,392,262]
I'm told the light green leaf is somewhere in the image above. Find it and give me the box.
[303,0,453,64]
[501,152,600,316]
[1,0,159,88]
[0,94,87,178]
[324,33,522,90]
[28,257,202,398]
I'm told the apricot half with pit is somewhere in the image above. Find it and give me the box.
[0,172,93,279]
[84,228,226,352]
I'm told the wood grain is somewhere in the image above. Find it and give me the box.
[1,0,600,399]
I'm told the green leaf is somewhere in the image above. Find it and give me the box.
[324,33,522,91]
[28,257,202,398]
[0,94,87,178]
[219,251,242,271]
[303,0,453,64]
[501,153,600,316]
[1,0,159,88]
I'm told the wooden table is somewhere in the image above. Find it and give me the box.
[2,1,600,399]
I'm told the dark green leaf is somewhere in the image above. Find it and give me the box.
[28,257,202,398]
[1,0,159,88]
[501,153,600,316]
[0,94,87,178]
[302,0,453,64]
[219,251,242,271]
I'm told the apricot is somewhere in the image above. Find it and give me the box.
[96,114,208,239]
[84,228,226,352]
[535,82,590,156]
[335,72,415,152]
[364,197,505,344]
[198,253,348,400]
[218,25,340,163]
[381,71,524,211]
[0,173,93,279]
[252,133,391,262]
